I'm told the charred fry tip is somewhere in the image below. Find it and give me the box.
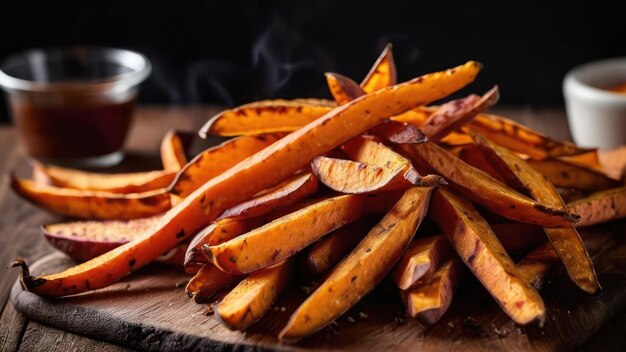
[531,203,581,224]
[10,259,42,292]
[419,175,448,187]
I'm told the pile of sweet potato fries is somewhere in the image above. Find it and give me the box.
[11,44,626,342]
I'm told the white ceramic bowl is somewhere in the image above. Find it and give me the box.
[563,58,626,150]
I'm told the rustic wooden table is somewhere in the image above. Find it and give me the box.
[0,106,624,351]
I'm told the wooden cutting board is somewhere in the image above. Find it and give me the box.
[10,223,626,351]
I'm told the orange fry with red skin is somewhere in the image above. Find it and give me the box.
[11,176,171,220]
[279,187,433,342]
[471,131,600,294]
[171,134,283,198]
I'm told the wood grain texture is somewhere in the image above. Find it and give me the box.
[18,321,132,352]
[10,225,626,352]
[0,302,26,352]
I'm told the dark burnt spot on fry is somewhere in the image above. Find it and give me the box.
[138,195,164,206]
[255,135,267,141]
[229,256,237,263]
[271,249,281,261]
[176,229,186,239]
[351,275,358,282]
[84,280,90,289]
[561,171,570,179]
[129,258,136,267]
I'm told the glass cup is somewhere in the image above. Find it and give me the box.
[0,47,151,167]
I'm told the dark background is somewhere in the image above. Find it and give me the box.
[1,0,625,123]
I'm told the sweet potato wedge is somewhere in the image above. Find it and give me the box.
[186,263,241,303]
[568,186,626,227]
[312,157,424,194]
[32,162,176,194]
[526,158,620,192]
[43,216,161,261]
[160,129,191,171]
[421,86,499,142]
[400,258,462,324]
[429,188,546,325]
[205,193,397,275]
[393,235,452,290]
[184,217,267,274]
[170,134,283,198]
[279,187,433,341]
[402,141,578,227]
[515,241,560,290]
[14,61,480,297]
[369,120,427,144]
[341,135,445,188]
[472,132,600,294]
[217,172,318,220]
[200,99,336,137]
[301,218,376,276]
[361,43,397,93]
[11,176,171,220]
[470,114,590,159]
[326,73,365,105]
[215,258,294,330]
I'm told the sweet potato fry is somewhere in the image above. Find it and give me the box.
[526,158,620,192]
[421,86,499,142]
[326,73,365,105]
[472,131,600,294]
[429,188,546,324]
[361,43,397,93]
[400,258,462,324]
[370,120,427,144]
[561,150,603,172]
[393,235,452,290]
[32,162,176,194]
[568,186,626,227]
[459,145,507,184]
[301,219,376,276]
[217,172,318,220]
[11,176,171,220]
[279,187,433,341]
[312,157,427,194]
[170,134,283,198]
[200,99,336,137]
[43,216,161,261]
[15,61,480,297]
[470,114,590,159]
[160,129,191,171]
[186,263,241,303]
[215,258,294,330]
[205,193,397,275]
[515,241,560,290]
[184,217,267,274]
[342,136,444,186]
[402,141,578,227]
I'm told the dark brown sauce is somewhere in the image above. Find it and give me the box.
[11,97,134,159]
